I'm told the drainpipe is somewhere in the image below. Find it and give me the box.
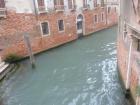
[32,0,39,21]
[126,37,133,90]
[136,76,140,105]
[105,0,108,26]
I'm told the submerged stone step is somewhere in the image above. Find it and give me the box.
[0,62,5,68]
[0,63,9,74]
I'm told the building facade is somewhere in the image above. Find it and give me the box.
[0,0,118,59]
[118,0,140,105]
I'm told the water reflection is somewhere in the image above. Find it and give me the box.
[0,26,127,105]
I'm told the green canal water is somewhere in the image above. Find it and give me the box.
[0,26,127,105]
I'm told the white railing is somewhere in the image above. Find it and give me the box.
[0,8,6,18]
[55,5,64,11]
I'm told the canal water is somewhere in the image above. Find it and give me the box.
[0,26,127,105]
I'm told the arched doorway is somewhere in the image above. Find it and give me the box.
[77,14,84,38]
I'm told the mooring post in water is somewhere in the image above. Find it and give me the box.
[23,33,35,68]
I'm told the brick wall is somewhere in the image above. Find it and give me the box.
[0,7,118,59]
[117,35,139,101]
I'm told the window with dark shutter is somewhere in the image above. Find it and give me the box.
[101,13,104,21]
[68,0,73,9]
[83,0,87,8]
[58,20,64,31]
[54,0,64,10]
[41,22,49,35]
[60,0,64,5]
[94,15,98,23]
[137,39,140,51]
[108,7,111,13]
[101,0,104,7]
[37,0,45,6]
[0,0,5,8]
[94,0,97,7]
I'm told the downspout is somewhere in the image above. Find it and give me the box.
[126,37,133,90]
[33,0,39,21]
[105,0,108,26]
[136,76,140,105]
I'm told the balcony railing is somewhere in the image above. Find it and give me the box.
[38,6,47,13]
[0,8,6,18]
[55,5,64,11]
[83,4,89,10]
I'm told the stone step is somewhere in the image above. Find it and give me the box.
[0,62,5,68]
[0,63,9,74]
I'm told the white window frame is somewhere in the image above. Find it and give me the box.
[57,19,65,32]
[40,21,50,36]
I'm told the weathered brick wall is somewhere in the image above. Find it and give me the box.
[0,8,118,59]
[107,7,118,26]
[117,35,139,101]
[1,35,77,59]
[0,10,40,47]
[84,7,107,35]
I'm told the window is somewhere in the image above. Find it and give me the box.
[108,7,111,13]
[54,0,64,10]
[37,0,45,6]
[101,0,104,7]
[114,7,117,12]
[68,0,75,9]
[94,0,97,7]
[58,20,64,31]
[54,0,64,5]
[83,0,88,8]
[137,39,140,51]
[41,22,49,35]
[0,0,5,8]
[94,15,98,23]
[101,13,104,22]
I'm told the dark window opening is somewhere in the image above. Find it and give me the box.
[0,0,5,8]
[77,21,83,30]
[41,22,49,35]
[94,15,98,23]
[108,7,111,13]
[58,20,64,31]
[138,39,140,51]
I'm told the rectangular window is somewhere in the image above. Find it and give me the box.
[83,0,88,8]
[94,15,98,23]
[37,0,45,6]
[0,0,5,8]
[68,0,75,9]
[101,13,104,22]
[108,7,111,13]
[101,0,104,7]
[138,40,140,51]
[114,7,116,12]
[54,0,64,10]
[94,0,97,7]
[58,20,64,31]
[41,22,49,35]
[54,0,64,5]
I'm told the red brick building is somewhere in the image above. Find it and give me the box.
[0,0,118,59]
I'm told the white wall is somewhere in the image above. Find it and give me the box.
[6,0,34,13]
[5,0,102,14]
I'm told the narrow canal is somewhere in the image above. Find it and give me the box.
[0,26,127,105]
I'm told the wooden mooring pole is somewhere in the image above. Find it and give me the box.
[23,33,35,68]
